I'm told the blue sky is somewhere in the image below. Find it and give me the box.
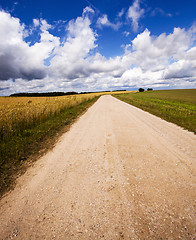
[0,0,196,95]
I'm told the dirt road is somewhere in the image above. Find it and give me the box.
[0,95,196,239]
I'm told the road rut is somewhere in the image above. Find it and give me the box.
[0,95,196,239]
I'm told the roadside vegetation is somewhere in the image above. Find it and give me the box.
[0,90,130,197]
[0,93,101,196]
[115,89,196,134]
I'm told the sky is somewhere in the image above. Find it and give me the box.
[0,0,196,95]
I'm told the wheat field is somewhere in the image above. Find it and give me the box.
[0,93,101,141]
[0,91,131,141]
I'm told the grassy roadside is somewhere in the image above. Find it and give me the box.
[0,96,99,197]
[114,89,196,134]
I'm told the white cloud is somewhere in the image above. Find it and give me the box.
[49,13,97,79]
[82,6,95,16]
[33,18,40,27]
[0,10,59,81]
[128,27,192,71]
[97,14,121,30]
[40,19,52,31]
[123,31,130,37]
[118,27,196,88]
[163,57,196,80]
[118,8,125,18]
[0,8,196,95]
[151,8,172,17]
[127,0,145,32]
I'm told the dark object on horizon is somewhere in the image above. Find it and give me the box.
[10,92,78,97]
[80,91,111,94]
[112,89,126,92]
[147,88,153,91]
[138,88,145,92]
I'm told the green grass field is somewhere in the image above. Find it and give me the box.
[115,89,196,134]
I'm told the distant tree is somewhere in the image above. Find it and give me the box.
[147,88,153,91]
[138,88,145,92]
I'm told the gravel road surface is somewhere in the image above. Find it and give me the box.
[0,95,196,239]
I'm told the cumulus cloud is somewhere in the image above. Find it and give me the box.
[129,27,192,71]
[127,0,145,32]
[0,7,196,95]
[0,11,59,81]
[118,27,196,88]
[163,60,194,79]
[49,13,97,80]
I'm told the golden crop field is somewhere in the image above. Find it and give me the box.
[0,93,99,140]
[0,91,131,141]
[0,90,131,195]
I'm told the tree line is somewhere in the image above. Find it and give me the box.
[10,92,78,97]
[138,88,153,92]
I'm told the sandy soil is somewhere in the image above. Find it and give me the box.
[0,95,196,240]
